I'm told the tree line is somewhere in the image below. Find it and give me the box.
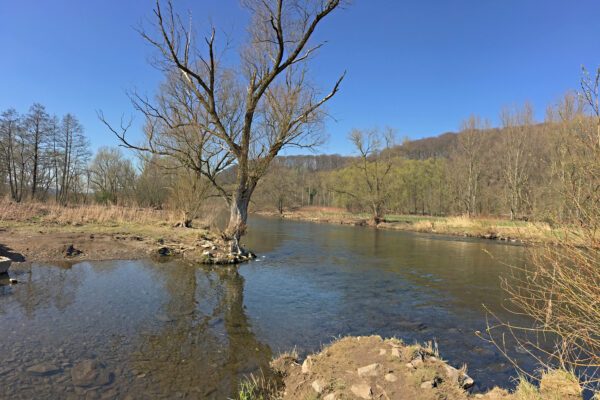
[0,105,90,204]
[254,88,599,227]
[0,104,208,221]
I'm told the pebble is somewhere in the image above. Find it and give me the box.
[384,373,397,382]
[26,362,62,376]
[71,360,113,388]
[420,380,434,389]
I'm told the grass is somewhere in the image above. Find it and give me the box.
[0,199,217,244]
[262,207,577,244]
[234,374,279,400]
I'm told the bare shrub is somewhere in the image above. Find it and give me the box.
[483,68,600,394]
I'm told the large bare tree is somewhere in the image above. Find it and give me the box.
[101,0,345,253]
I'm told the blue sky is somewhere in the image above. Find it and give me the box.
[1,0,599,156]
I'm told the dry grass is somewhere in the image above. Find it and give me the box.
[0,199,180,226]
[267,208,566,243]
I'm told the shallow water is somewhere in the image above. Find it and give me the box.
[0,216,536,399]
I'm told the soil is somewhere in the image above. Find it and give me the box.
[0,225,252,265]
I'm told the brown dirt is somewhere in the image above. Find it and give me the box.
[0,224,251,265]
[0,228,151,262]
[268,336,583,400]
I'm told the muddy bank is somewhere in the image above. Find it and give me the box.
[0,226,252,265]
[263,336,582,400]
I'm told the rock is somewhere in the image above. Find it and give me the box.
[391,347,400,358]
[410,358,424,368]
[0,256,11,274]
[384,373,397,382]
[462,375,475,389]
[420,380,434,389]
[350,383,372,399]
[154,313,175,322]
[445,365,475,389]
[311,379,325,394]
[62,244,82,257]
[357,363,381,377]
[71,360,113,388]
[405,362,415,369]
[378,348,386,355]
[324,393,337,400]
[157,246,173,256]
[26,362,62,376]
[301,357,313,374]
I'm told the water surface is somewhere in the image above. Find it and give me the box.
[0,216,534,399]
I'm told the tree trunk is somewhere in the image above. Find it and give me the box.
[226,187,253,254]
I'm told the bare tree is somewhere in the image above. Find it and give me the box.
[55,114,90,205]
[0,109,28,202]
[500,103,535,220]
[25,103,50,200]
[89,147,137,204]
[335,127,395,224]
[101,0,345,253]
[452,115,487,217]
[484,69,600,392]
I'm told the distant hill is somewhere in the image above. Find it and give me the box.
[275,130,461,171]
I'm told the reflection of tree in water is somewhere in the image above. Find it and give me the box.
[12,262,84,317]
[128,264,272,399]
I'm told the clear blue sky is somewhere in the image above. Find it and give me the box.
[1,0,599,155]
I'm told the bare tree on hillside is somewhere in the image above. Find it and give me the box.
[500,103,535,220]
[101,0,345,253]
[451,115,487,217]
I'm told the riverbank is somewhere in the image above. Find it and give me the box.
[243,335,582,400]
[256,208,563,244]
[0,201,250,265]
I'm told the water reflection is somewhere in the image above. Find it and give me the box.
[0,262,271,399]
[0,217,539,398]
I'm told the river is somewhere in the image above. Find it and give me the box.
[0,216,536,399]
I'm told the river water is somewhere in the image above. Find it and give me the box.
[0,216,536,399]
